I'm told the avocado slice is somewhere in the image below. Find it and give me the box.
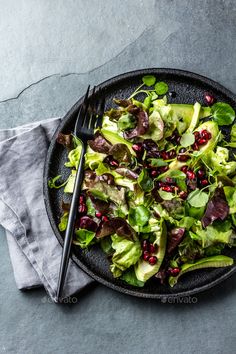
[170,103,210,128]
[169,255,233,287]
[186,102,201,132]
[135,220,167,282]
[64,170,76,193]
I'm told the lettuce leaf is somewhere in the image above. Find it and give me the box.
[190,220,232,248]
[110,234,142,276]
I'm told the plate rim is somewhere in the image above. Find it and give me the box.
[43,67,236,299]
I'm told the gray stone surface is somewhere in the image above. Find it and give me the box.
[0,0,236,353]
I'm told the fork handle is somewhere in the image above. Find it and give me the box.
[56,142,86,302]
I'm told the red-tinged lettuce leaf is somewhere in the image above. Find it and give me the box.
[96,217,136,240]
[88,132,112,154]
[109,143,131,163]
[57,133,73,149]
[167,228,185,254]
[113,98,132,107]
[202,188,229,228]
[79,216,98,232]
[115,168,138,180]
[83,170,100,188]
[88,192,110,213]
[124,109,149,139]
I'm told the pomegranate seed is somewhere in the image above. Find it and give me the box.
[110,160,119,167]
[149,256,157,265]
[204,92,215,106]
[79,196,84,203]
[170,268,180,276]
[95,212,102,218]
[161,151,169,160]
[194,131,200,140]
[186,170,195,180]
[168,150,176,159]
[143,251,150,261]
[151,170,159,177]
[192,142,199,150]
[177,154,190,162]
[198,138,207,145]
[207,132,212,140]
[197,169,205,179]
[181,166,188,174]
[162,186,173,192]
[159,166,169,173]
[176,136,181,144]
[132,143,143,152]
[200,179,209,187]
[78,204,87,214]
[179,191,188,200]
[165,177,175,184]
[102,216,109,222]
[201,129,209,139]
[157,181,166,188]
[142,240,149,251]
[149,244,156,253]
[179,148,186,153]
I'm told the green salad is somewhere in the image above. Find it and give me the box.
[50,75,236,288]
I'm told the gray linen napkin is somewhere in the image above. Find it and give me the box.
[0,118,93,301]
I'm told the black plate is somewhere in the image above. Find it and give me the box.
[44,68,236,299]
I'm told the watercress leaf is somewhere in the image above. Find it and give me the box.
[180,132,195,147]
[128,206,150,227]
[211,102,235,125]
[159,190,175,200]
[138,169,154,192]
[148,158,168,167]
[168,170,186,179]
[142,75,156,87]
[187,189,209,208]
[155,81,169,95]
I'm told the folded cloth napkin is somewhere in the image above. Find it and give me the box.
[0,118,93,302]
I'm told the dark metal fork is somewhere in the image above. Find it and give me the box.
[56,86,105,302]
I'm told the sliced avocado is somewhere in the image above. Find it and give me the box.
[170,104,210,127]
[100,129,135,155]
[187,102,201,132]
[64,170,76,193]
[194,121,219,154]
[169,255,233,287]
[135,220,167,282]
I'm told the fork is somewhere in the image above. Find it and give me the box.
[56,86,105,302]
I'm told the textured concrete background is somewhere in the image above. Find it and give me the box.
[0,0,236,353]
